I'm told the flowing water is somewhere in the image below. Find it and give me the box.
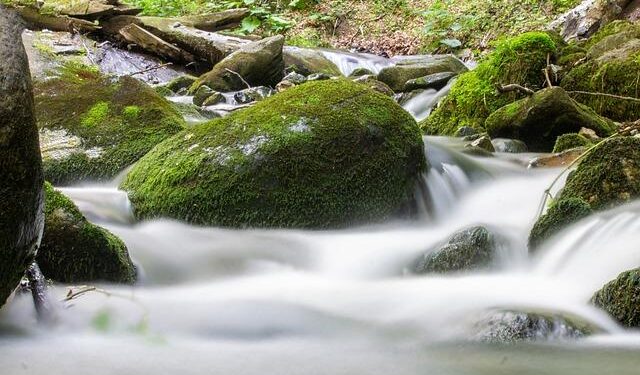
[2,48,640,374]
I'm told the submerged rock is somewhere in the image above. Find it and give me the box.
[35,63,185,185]
[484,87,615,152]
[377,55,467,92]
[423,32,558,136]
[121,79,426,228]
[473,310,591,343]
[528,198,593,251]
[592,268,640,328]
[192,35,285,92]
[561,21,640,122]
[0,7,45,306]
[560,137,640,210]
[37,183,136,284]
[414,226,496,274]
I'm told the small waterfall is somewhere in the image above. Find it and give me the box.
[400,79,455,122]
[318,49,392,76]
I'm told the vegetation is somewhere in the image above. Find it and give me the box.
[592,268,640,328]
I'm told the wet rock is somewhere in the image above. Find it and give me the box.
[378,55,467,92]
[553,133,593,153]
[404,71,456,91]
[528,198,593,251]
[485,87,615,152]
[473,310,590,343]
[0,7,45,307]
[549,0,633,40]
[233,86,274,104]
[165,75,197,93]
[35,62,185,185]
[528,147,586,168]
[281,71,306,85]
[592,268,640,328]
[466,135,495,153]
[348,67,374,77]
[560,137,640,210]
[37,183,136,284]
[193,85,215,106]
[192,35,285,92]
[423,32,558,136]
[491,138,528,153]
[121,79,427,228]
[414,226,496,274]
[352,75,394,96]
[282,46,342,76]
[202,91,225,106]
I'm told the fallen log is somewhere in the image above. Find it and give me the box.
[119,23,196,64]
[14,6,101,33]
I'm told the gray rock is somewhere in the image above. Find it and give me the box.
[467,135,495,153]
[378,55,467,92]
[282,71,306,85]
[0,7,45,307]
[454,126,478,138]
[233,86,274,104]
[404,71,456,91]
[307,72,332,81]
[491,138,528,153]
[414,226,496,274]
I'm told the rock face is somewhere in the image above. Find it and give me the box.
[528,198,593,251]
[35,62,185,185]
[560,137,640,210]
[38,183,136,284]
[561,21,640,122]
[0,7,45,307]
[414,226,496,274]
[192,35,285,92]
[121,79,427,229]
[484,87,615,151]
[550,0,633,40]
[592,268,640,327]
[423,32,559,136]
[377,55,467,92]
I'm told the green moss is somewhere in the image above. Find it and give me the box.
[560,137,640,210]
[35,62,185,185]
[38,183,136,283]
[422,31,557,135]
[553,133,591,153]
[484,87,614,151]
[528,197,592,251]
[121,79,427,229]
[592,268,640,328]
[560,22,640,122]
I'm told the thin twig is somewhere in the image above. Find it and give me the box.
[127,62,173,77]
[568,91,640,102]
[73,27,96,65]
[225,68,251,89]
[543,53,553,88]
[496,84,535,96]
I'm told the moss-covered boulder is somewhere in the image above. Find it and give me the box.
[561,21,640,122]
[38,183,136,283]
[484,87,615,151]
[377,55,467,92]
[528,198,593,251]
[560,137,640,210]
[422,32,558,135]
[553,133,593,153]
[283,46,342,76]
[192,35,285,93]
[121,79,426,228]
[35,63,185,185]
[0,8,45,306]
[414,226,496,274]
[592,268,640,328]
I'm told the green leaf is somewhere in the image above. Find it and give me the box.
[240,15,262,33]
[440,38,462,49]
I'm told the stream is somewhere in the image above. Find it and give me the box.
[2,46,640,374]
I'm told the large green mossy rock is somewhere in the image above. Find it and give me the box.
[38,183,136,284]
[422,32,558,135]
[561,21,640,122]
[414,226,496,273]
[592,268,640,328]
[0,7,45,306]
[484,87,615,151]
[560,137,640,211]
[121,79,427,228]
[35,63,185,185]
[528,198,593,251]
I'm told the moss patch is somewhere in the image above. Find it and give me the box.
[38,183,136,283]
[422,32,557,135]
[553,133,592,153]
[35,62,185,185]
[121,79,427,229]
[528,197,592,251]
[592,268,640,328]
